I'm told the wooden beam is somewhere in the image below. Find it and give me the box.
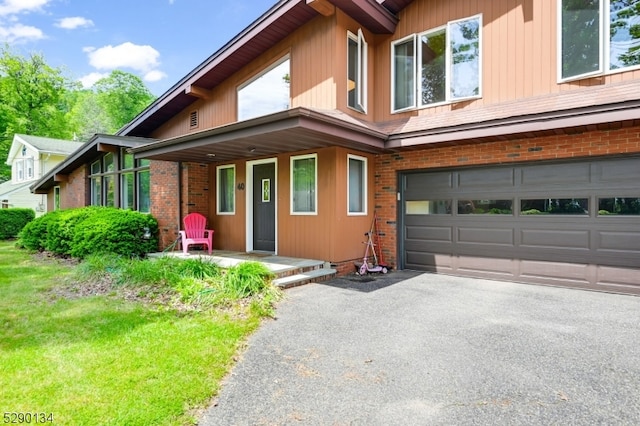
[53,173,68,182]
[306,0,335,16]
[98,143,118,153]
[185,84,212,100]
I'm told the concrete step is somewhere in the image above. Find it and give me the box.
[273,267,337,289]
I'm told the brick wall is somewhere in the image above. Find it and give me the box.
[374,127,640,268]
[61,165,87,209]
[150,160,211,250]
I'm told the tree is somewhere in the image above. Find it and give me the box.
[0,47,74,182]
[93,70,155,133]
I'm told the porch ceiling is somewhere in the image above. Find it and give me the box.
[132,107,387,163]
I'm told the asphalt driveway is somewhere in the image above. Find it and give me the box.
[200,272,640,425]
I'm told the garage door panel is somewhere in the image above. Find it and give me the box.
[597,158,640,183]
[520,229,590,249]
[457,168,514,189]
[405,171,452,193]
[405,225,452,242]
[405,251,451,271]
[597,231,640,252]
[457,256,515,276]
[520,260,590,282]
[458,227,514,245]
[520,162,591,186]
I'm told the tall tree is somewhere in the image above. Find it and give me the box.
[93,70,155,133]
[0,47,74,182]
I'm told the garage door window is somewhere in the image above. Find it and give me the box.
[458,199,512,215]
[598,197,640,215]
[406,200,451,215]
[521,198,589,215]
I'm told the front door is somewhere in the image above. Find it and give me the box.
[252,162,276,251]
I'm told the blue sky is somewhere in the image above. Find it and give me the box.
[0,0,277,95]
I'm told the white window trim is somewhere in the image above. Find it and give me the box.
[15,160,24,182]
[216,164,236,215]
[391,14,482,113]
[347,154,367,216]
[25,157,34,179]
[557,0,640,83]
[290,153,318,216]
[347,29,368,113]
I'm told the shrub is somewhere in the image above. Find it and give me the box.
[0,208,35,240]
[70,208,158,259]
[222,261,275,299]
[17,207,159,258]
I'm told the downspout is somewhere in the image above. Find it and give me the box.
[178,161,183,235]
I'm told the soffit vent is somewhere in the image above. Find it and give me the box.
[189,110,198,129]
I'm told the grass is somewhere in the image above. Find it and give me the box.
[0,241,280,425]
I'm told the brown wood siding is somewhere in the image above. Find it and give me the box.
[152,15,338,140]
[210,161,246,251]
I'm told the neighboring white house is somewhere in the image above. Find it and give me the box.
[0,134,84,215]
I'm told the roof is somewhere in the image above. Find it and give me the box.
[6,134,84,165]
[119,0,413,138]
[0,180,31,198]
[31,134,156,194]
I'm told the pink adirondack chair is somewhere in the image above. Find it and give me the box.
[179,213,214,255]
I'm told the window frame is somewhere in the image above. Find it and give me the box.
[15,160,24,181]
[558,0,640,82]
[216,164,236,215]
[290,153,318,215]
[53,186,61,210]
[347,29,368,113]
[347,154,367,215]
[391,14,482,113]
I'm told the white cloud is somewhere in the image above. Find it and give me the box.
[0,22,43,43]
[85,42,160,73]
[143,69,167,82]
[56,16,94,30]
[0,0,49,16]
[78,72,109,88]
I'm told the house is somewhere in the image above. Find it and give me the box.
[33,0,640,294]
[1,134,83,215]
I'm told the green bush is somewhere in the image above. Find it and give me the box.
[17,207,159,258]
[0,208,35,239]
[222,261,275,299]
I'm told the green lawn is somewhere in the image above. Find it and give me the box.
[0,241,265,425]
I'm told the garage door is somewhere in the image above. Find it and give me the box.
[400,157,640,294]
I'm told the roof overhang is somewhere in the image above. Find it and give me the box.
[31,134,156,194]
[131,107,387,163]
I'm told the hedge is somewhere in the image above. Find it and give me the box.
[0,208,35,240]
[18,207,159,258]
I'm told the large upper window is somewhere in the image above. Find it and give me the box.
[238,57,290,121]
[217,165,235,214]
[392,15,482,112]
[560,0,640,81]
[291,154,317,215]
[348,29,368,113]
[90,149,150,213]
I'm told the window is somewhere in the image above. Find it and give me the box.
[348,29,368,113]
[406,200,452,215]
[291,154,317,214]
[560,0,640,81]
[392,15,482,112]
[458,199,513,215]
[89,149,150,212]
[217,165,235,214]
[15,160,24,181]
[347,155,367,214]
[238,57,290,121]
[598,197,640,215]
[521,198,589,215]
[53,186,60,210]
[25,158,34,179]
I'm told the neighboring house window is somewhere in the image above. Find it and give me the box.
[291,154,317,215]
[15,160,24,181]
[217,165,235,214]
[347,155,367,215]
[348,29,368,113]
[89,149,150,212]
[559,0,640,81]
[54,186,61,210]
[391,15,482,112]
[25,158,34,179]
[238,56,290,121]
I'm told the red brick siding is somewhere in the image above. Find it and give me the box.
[61,165,88,209]
[374,127,640,269]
